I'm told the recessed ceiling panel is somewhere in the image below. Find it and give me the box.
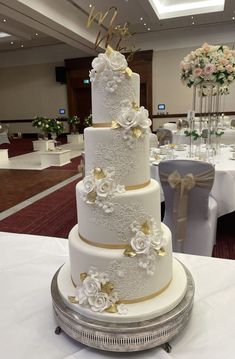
[148,0,225,19]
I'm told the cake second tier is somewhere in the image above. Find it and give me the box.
[84,126,150,188]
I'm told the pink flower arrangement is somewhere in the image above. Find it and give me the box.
[180,43,235,87]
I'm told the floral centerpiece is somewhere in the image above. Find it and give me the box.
[68,115,80,134]
[32,117,64,139]
[84,114,92,128]
[180,43,235,88]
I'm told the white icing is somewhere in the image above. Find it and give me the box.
[58,256,187,323]
[69,224,172,301]
[76,179,161,245]
[84,127,150,187]
[91,72,140,124]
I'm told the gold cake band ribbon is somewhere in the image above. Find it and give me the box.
[160,168,214,246]
[125,180,150,191]
[79,232,128,249]
[92,123,112,128]
[71,276,172,304]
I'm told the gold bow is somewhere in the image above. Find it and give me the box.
[160,168,214,249]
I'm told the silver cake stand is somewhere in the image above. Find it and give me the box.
[51,264,194,353]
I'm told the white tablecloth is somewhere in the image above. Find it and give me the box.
[1,231,235,358]
[151,146,235,217]
[0,132,10,145]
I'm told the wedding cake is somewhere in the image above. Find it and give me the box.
[57,47,187,324]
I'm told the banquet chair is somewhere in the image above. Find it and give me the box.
[230,119,235,127]
[159,159,217,256]
[156,128,173,146]
[149,132,159,148]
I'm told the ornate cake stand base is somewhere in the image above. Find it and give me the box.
[51,264,194,352]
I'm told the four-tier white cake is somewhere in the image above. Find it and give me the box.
[57,46,187,324]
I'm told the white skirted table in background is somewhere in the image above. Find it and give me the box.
[0,231,235,359]
[0,132,10,145]
[33,140,55,152]
[39,149,71,167]
[67,134,84,148]
[0,149,9,162]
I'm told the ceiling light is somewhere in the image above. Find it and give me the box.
[191,16,194,19]
[3,19,6,22]
[148,0,225,20]
[140,17,143,20]
[144,23,147,26]
[10,41,14,44]
[35,33,38,36]
[21,44,24,48]
[89,4,92,7]
[148,27,151,30]
[0,32,10,38]
[192,21,195,25]
[233,17,235,20]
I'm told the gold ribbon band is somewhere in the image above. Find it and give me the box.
[92,123,112,128]
[79,232,128,249]
[71,276,172,304]
[125,180,150,191]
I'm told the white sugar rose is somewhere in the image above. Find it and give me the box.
[83,175,95,193]
[108,51,127,71]
[88,292,109,312]
[96,178,114,197]
[82,276,101,297]
[131,231,151,254]
[76,287,88,305]
[92,53,107,72]
[135,107,152,129]
[118,108,138,129]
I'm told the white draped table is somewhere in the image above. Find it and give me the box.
[1,231,235,358]
[0,132,10,145]
[151,146,235,217]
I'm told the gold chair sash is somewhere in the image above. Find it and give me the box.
[160,168,214,245]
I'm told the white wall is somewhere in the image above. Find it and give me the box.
[0,62,68,121]
[153,45,235,115]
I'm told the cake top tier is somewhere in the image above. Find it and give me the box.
[90,47,143,125]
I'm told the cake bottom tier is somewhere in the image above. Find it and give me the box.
[69,224,173,301]
[57,258,187,324]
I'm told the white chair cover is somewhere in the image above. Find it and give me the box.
[159,159,217,256]
[163,122,177,131]
[149,133,158,148]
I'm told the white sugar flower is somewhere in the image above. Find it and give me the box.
[131,231,151,255]
[109,291,119,303]
[135,107,152,129]
[88,266,99,278]
[113,71,125,83]
[83,175,95,193]
[117,303,128,315]
[108,51,127,71]
[102,202,114,214]
[88,292,109,312]
[118,108,138,129]
[102,68,114,82]
[130,220,141,233]
[96,178,114,198]
[92,53,107,72]
[89,69,96,82]
[82,276,101,297]
[115,184,125,194]
[98,272,109,285]
[76,287,88,305]
[105,80,118,93]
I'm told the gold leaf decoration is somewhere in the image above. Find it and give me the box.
[141,221,151,235]
[111,120,120,129]
[131,101,139,111]
[132,127,142,139]
[105,303,118,313]
[93,167,106,179]
[124,245,137,257]
[101,281,114,294]
[87,190,97,203]
[156,247,167,257]
[125,67,132,77]
[106,45,114,57]
[68,296,79,304]
[80,272,87,281]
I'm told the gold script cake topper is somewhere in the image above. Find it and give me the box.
[87,5,140,60]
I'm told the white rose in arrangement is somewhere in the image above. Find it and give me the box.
[131,231,151,255]
[108,51,127,71]
[83,175,95,193]
[96,178,114,198]
[88,292,110,312]
[82,277,101,297]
